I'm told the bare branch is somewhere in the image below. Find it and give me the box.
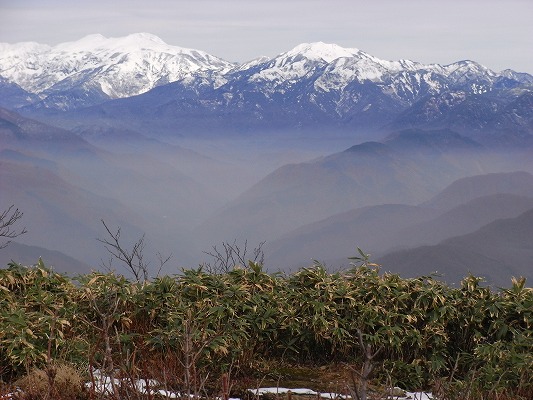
[97,219,171,282]
[201,239,266,274]
[0,205,27,249]
[155,251,172,278]
[97,219,149,282]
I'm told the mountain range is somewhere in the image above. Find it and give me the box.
[265,172,533,286]
[1,34,532,285]
[1,33,532,145]
[376,206,533,287]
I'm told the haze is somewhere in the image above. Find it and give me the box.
[1,0,532,73]
[1,2,533,287]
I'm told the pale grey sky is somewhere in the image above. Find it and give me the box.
[1,0,532,73]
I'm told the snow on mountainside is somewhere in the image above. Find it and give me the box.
[0,33,234,101]
[2,35,528,101]
[249,42,361,82]
[285,42,362,63]
[217,41,531,118]
[1,35,532,138]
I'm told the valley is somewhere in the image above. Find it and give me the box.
[1,34,532,286]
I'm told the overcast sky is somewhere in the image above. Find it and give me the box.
[1,0,532,73]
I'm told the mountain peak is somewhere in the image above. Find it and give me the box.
[284,42,360,63]
[1,34,532,129]
[0,40,50,55]
[0,33,234,100]
[124,32,166,43]
[443,59,495,77]
[54,32,172,53]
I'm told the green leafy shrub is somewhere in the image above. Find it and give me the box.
[1,258,531,398]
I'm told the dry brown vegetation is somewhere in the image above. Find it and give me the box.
[0,256,532,399]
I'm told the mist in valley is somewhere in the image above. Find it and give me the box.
[2,118,533,286]
[2,27,532,286]
[1,124,365,275]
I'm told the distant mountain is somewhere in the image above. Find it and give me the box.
[265,204,436,270]
[421,171,533,210]
[0,242,92,276]
[0,106,90,149]
[265,177,533,270]
[1,35,532,144]
[67,42,533,142]
[195,134,516,249]
[386,87,533,146]
[396,193,533,248]
[2,34,533,277]
[0,139,240,274]
[376,208,533,287]
[0,159,147,267]
[0,109,262,274]
[0,33,233,110]
[0,34,235,129]
[0,76,38,109]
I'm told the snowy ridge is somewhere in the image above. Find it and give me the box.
[223,41,512,104]
[0,33,234,101]
[282,42,361,63]
[1,34,532,116]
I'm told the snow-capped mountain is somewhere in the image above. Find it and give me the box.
[220,42,519,109]
[0,33,234,109]
[1,35,532,143]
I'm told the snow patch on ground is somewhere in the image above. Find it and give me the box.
[249,387,433,400]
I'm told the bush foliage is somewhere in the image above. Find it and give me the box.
[0,258,532,398]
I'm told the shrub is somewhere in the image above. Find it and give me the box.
[14,363,85,400]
